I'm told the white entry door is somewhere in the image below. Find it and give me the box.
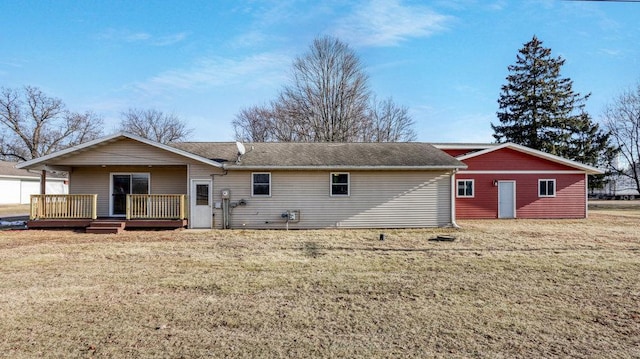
[498,181,516,219]
[190,179,212,228]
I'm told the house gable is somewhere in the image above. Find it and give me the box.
[461,147,580,172]
[16,132,222,171]
[48,138,207,167]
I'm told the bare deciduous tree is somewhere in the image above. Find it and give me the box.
[232,36,416,143]
[363,96,417,142]
[119,108,192,144]
[603,83,640,195]
[0,86,103,161]
[278,36,370,142]
[233,105,276,142]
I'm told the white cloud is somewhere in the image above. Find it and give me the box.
[153,32,189,46]
[598,48,623,57]
[331,0,452,47]
[132,53,291,96]
[97,29,188,46]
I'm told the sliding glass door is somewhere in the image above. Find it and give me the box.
[111,173,150,216]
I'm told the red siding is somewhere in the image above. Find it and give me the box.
[463,148,578,171]
[455,173,586,219]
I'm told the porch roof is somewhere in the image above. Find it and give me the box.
[16,132,223,171]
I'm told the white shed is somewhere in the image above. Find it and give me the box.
[0,161,68,204]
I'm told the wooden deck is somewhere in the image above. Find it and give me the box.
[27,218,188,233]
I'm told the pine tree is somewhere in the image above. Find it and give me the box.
[492,36,615,188]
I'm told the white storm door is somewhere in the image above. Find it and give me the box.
[190,179,212,228]
[498,181,516,219]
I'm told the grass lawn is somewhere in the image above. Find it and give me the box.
[1,208,639,358]
[0,204,29,217]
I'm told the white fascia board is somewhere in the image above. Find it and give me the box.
[16,132,222,170]
[457,142,604,175]
[457,170,586,174]
[222,164,467,171]
[431,143,495,150]
[0,175,68,180]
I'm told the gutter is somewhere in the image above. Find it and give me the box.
[221,164,467,171]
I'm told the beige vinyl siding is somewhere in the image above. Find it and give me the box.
[48,138,197,166]
[213,170,452,229]
[69,166,187,216]
[189,163,224,178]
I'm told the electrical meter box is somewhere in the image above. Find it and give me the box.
[288,210,300,222]
[221,189,231,199]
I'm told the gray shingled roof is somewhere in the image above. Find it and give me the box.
[171,142,466,169]
[0,160,67,178]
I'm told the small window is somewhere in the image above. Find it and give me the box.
[457,180,474,198]
[196,184,209,205]
[331,173,349,196]
[252,172,271,196]
[539,179,556,197]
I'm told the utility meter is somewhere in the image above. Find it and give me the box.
[221,189,231,199]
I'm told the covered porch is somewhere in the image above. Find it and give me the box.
[28,194,188,233]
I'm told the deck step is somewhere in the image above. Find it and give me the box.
[89,221,126,228]
[85,226,123,234]
[85,220,126,234]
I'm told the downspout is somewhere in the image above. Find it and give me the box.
[585,173,589,219]
[450,169,460,229]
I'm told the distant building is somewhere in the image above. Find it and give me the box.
[0,160,68,204]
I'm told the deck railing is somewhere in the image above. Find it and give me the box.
[30,194,98,220]
[126,194,186,220]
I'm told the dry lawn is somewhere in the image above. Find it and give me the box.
[1,208,639,358]
[0,204,29,217]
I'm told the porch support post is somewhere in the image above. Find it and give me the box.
[40,170,46,194]
[180,195,185,219]
[92,194,98,220]
[125,195,131,220]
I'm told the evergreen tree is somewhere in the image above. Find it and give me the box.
[492,36,615,188]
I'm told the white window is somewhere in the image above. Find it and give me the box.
[539,179,556,197]
[457,179,474,198]
[252,172,271,196]
[331,173,349,196]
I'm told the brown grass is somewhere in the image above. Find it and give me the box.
[1,209,639,358]
[0,204,29,217]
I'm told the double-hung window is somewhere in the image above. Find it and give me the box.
[331,173,349,196]
[457,179,474,198]
[538,179,556,197]
[252,172,271,196]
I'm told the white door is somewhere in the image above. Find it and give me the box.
[190,179,212,228]
[498,181,516,219]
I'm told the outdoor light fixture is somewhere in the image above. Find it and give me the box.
[493,179,498,187]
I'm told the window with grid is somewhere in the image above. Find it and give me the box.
[331,173,349,196]
[457,179,474,198]
[538,179,556,197]
[252,172,271,196]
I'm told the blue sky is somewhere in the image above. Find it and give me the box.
[1,0,638,142]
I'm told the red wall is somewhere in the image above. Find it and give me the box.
[462,147,577,171]
[451,147,587,219]
[455,173,586,219]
